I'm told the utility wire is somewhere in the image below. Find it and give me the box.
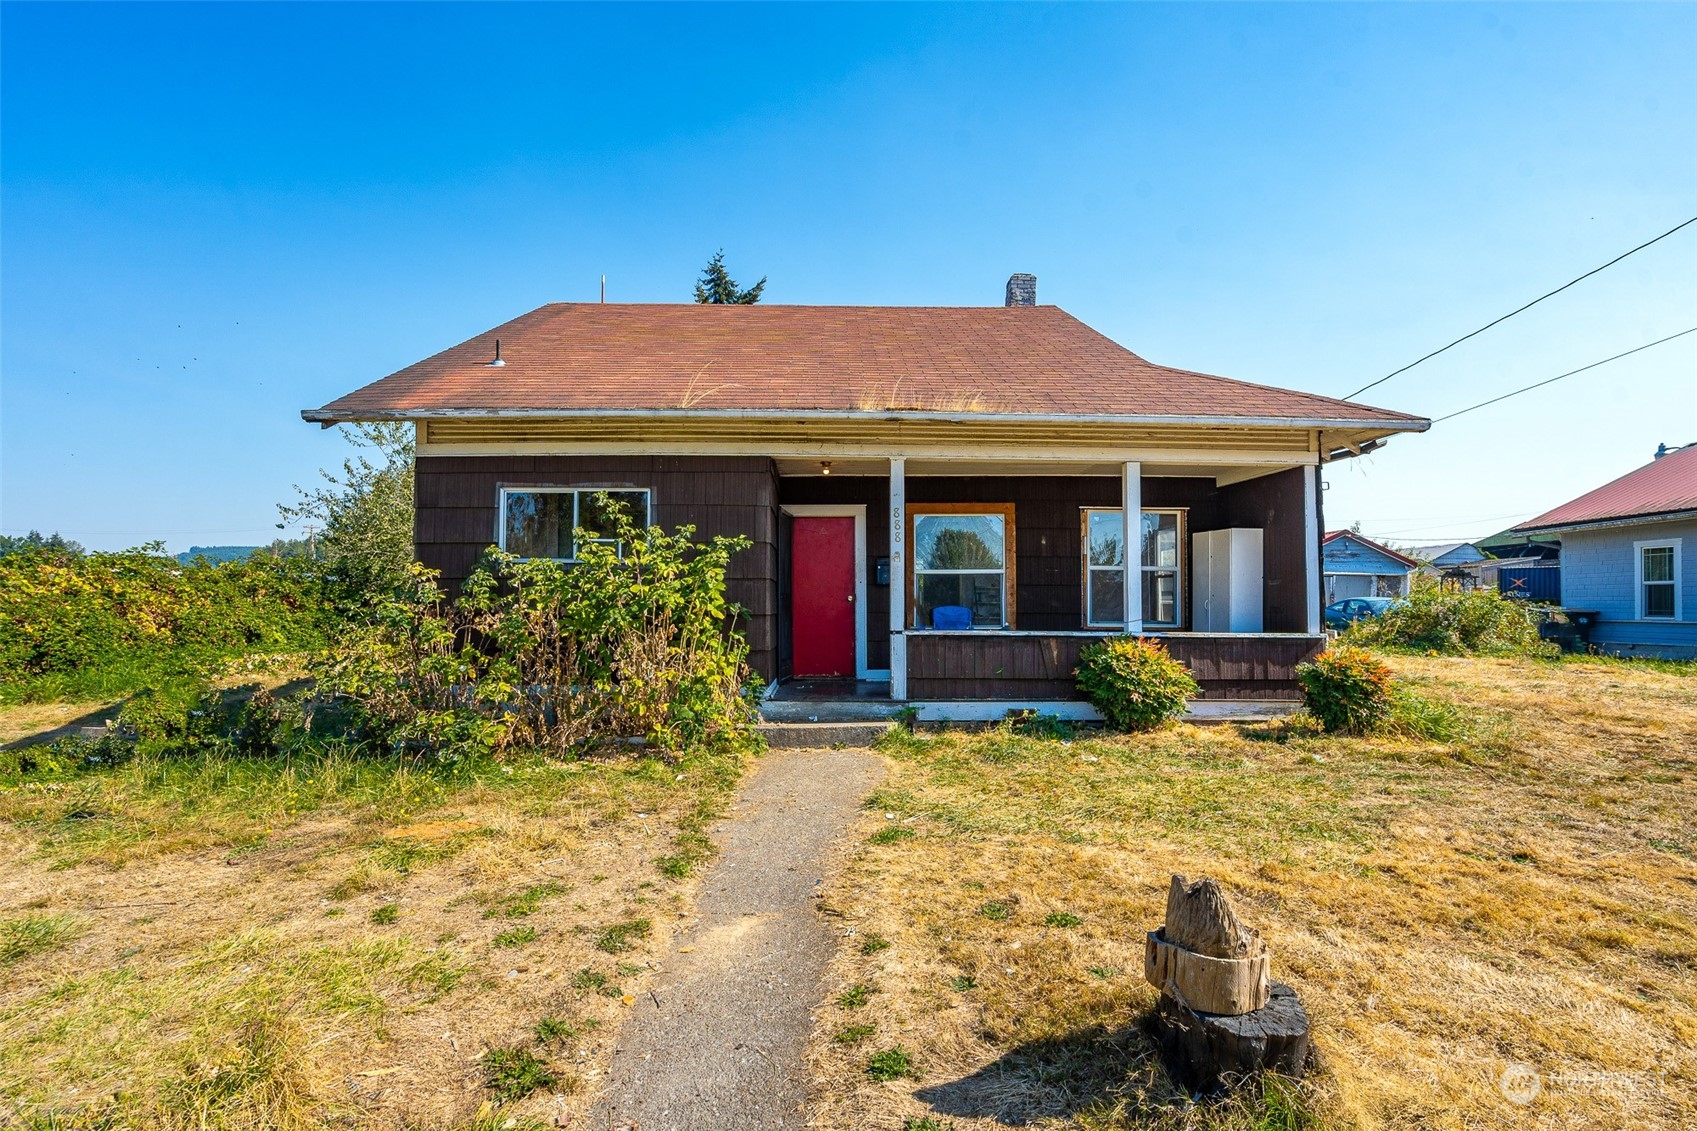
[1430,326,1697,424]
[1345,214,1697,400]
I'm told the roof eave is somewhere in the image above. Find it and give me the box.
[300,405,1431,433]
[1513,508,1697,536]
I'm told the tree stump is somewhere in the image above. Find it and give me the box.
[1155,982,1313,1096]
[1164,874,1262,959]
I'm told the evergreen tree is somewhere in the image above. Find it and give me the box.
[693,250,766,304]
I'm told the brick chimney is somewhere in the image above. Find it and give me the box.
[1005,273,1037,307]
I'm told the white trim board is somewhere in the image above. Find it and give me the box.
[781,504,871,680]
[908,700,1301,722]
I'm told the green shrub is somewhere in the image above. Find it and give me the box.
[316,507,757,760]
[1296,647,1394,734]
[1346,579,1552,656]
[0,543,329,702]
[1074,635,1199,732]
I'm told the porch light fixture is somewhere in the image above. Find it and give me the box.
[487,339,505,367]
[820,461,831,476]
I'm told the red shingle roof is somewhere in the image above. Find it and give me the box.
[1516,444,1697,531]
[304,303,1426,428]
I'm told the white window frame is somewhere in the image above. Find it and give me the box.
[909,505,1014,629]
[1634,537,1682,620]
[1083,508,1186,630]
[497,486,653,562]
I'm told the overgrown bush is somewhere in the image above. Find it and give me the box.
[1346,579,1552,656]
[1074,636,1199,732]
[0,543,329,702]
[1296,647,1394,734]
[317,508,758,760]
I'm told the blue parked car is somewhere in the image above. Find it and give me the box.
[1324,596,1398,631]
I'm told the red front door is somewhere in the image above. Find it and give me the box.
[791,516,856,677]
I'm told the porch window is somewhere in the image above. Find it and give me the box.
[498,487,651,561]
[909,504,1016,628]
[1083,509,1184,629]
[1637,540,1681,619]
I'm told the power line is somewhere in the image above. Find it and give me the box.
[1345,214,1697,401]
[1430,326,1697,424]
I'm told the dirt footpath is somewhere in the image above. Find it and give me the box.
[592,746,882,1130]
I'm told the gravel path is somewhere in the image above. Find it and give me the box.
[592,746,883,1130]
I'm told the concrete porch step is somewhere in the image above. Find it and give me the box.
[759,699,907,723]
[756,721,897,749]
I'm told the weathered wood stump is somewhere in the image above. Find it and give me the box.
[1145,874,1311,1094]
[1155,982,1313,1095]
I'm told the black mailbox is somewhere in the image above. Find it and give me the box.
[874,557,890,586]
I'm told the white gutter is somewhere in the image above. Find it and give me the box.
[301,405,1430,432]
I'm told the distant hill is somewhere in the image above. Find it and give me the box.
[176,545,261,565]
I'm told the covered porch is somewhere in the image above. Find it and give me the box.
[768,450,1329,719]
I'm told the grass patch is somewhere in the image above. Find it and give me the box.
[593,918,651,954]
[482,881,564,919]
[481,1046,556,1103]
[369,903,399,925]
[860,933,890,955]
[948,974,977,992]
[834,1024,876,1045]
[818,654,1697,1129]
[492,925,537,948]
[534,1016,596,1045]
[868,825,916,845]
[837,984,874,1009]
[866,1046,915,1081]
[0,914,86,964]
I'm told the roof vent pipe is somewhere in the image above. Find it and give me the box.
[488,339,505,367]
[1005,274,1037,307]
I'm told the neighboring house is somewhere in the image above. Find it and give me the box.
[303,275,1428,716]
[1514,443,1697,660]
[1476,527,1560,563]
[1321,530,1416,600]
[1404,541,1489,569]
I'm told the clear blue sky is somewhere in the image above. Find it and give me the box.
[3,2,1693,552]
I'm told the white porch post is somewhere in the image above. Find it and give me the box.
[889,457,908,700]
[1122,461,1143,633]
[1304,464,1322,633]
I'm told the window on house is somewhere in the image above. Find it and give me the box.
[1083,509,1184,628]
[498,488,651,560]
[1639,541,1680,619]
[910,505,1015,627]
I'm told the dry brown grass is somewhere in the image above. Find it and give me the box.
[0,723,745,1129]
[808,654,1697,1130]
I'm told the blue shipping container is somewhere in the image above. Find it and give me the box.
[1499,566,1560,603]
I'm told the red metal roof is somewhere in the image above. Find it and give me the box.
[1516,444,1697,531]
[1323,530,1419,568]
[303,302,1426,429]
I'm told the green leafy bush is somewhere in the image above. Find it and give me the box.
[1296,647,1394,734]
[1346,579,1552,656]
[317,508,758,760]
[1074,635,1199,732]
[0,543,328,702]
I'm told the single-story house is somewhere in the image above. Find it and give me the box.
[1514,442,1697,659]
[303,275,1428,717]
[1404,541,1488,569]
[1321,530,1417,600]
